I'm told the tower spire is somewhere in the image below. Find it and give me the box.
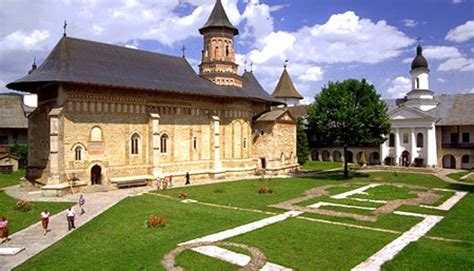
[63,20,67,37]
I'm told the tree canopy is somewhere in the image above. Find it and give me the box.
[307,79,390,176]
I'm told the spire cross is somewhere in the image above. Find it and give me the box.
[416,37,422,45]
[250,62,253,72]
[284,59,288,68]
[63,20,67,37]
[182,45,186,58]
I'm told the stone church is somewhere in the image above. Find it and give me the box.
[6,0,300,195]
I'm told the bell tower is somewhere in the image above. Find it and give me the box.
[199,0,242,87]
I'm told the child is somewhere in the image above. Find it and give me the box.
[168,175,174,188]
[0,217,9,243]
[40,210,50,235]
[79,195,86,215]
[156,177,162,190]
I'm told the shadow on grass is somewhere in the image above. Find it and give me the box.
[297,170,370,181]
[447,183,474,193]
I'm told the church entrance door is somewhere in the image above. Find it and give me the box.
[91,165,102,185]
[401,151,410,167]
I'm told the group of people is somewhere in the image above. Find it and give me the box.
[156,172,191,190]
[0,195,87,243]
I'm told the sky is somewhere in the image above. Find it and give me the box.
[1,0,473,103]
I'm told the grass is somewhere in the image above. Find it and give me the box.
[0,191,73,234]
[16,195,269,270]
[301,161,342,172]
[384,239,474,270]
[14,171,474,270]
[0,169,24,188]
[448,169,474,183]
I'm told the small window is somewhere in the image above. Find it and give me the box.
[403,133,409,144]
[243,138,247,149]
[416,78,420,89]
[193,137,197,150]
[0,136,8,145]
[260,130,264,136]
[90,127,103,141]
[281,152,285,162]
[462,133,469,143]
[389,133,395,147]
[450,133,458,144]
[75,146,82,161]
[225,45,229,57]
[417,133,424,148]
[462,155,470,163]
[131,134,140,155]
[160,134,169,154]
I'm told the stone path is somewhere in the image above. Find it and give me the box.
[331,183,381,199]
[351,214,443,271]
[420,190,468,211]
[0,187,151,271]
[180,211,302,246]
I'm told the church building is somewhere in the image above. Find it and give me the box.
[312,45,474,170]
[6,0,299,196]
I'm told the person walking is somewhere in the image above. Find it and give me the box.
[168,175,174,188]
[79,195,86,215]
[40,210,50,235]
[66,208,76,231]
[185,172,190,185]
[156,177,162,191]
[0,216,9,243]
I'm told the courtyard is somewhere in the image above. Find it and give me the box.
[1,167,472,270]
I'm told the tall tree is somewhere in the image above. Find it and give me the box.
[307,79,390,177]
[296,117,309,165]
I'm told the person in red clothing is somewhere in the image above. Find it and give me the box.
[0,216,10,243]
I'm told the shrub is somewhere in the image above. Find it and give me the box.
[258,186,273,194]
[213,188,224,193]
[178,191,187,200]
[16,200,34,212]
[146,215,166,229]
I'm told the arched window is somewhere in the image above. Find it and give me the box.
[90,127,102,141]
[215,46,219,57]
[416,133,424,148]
[225,45,229,57]
[160,134,169,154]
[131,133,140,155]
[281,152,285,162]
[389,133,395,147]
[416,78,420,89]
[75,146,82,161]
[243,138,247,149]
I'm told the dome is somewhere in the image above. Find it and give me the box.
[411,45,428,70]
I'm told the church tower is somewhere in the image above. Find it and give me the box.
[405,44,437,111]
[271,64,303,107]
[199,0,242,87]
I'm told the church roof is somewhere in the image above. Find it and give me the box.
[272,68,303,99]
[255,108,295,123]
[386,93,474,126]
[0,94,28,129]
[199,0,238,35]
[411,45,428,70]
[6,37,279,104]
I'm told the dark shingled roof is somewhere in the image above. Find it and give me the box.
[411,45,428,70]
[272,68,303,99]
[385,94,474,126]
[287,105,309,119]
[199,0,238,35]
[6,37,279,104]
[0,94,28,128]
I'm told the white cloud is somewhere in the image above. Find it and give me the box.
[452,0,462,4]
[422,46,462,59]
[438,57,474,72]
[445,20,474,42]
[437,78,446,83]
[386,76,411,98]
[461,88,474,93]
[403,19,417,27]
[298,67,324,82]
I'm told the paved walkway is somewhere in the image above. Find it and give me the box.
[0,187,151,271]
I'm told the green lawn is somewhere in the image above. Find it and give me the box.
[0,169,24,188]
[301,161,342,172]
[448,170,474,183]
[14,172,474,270]
[349,185,418,200]
[0,191,73,234]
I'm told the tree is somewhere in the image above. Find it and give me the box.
[307,79,390,177]
[296,117,309,165]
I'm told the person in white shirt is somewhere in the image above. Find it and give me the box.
[40,210,50,235]
[66,208,76,231]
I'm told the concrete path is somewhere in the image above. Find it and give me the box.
[0,187,150,271]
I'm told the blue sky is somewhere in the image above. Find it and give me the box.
[1,0,473,102]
